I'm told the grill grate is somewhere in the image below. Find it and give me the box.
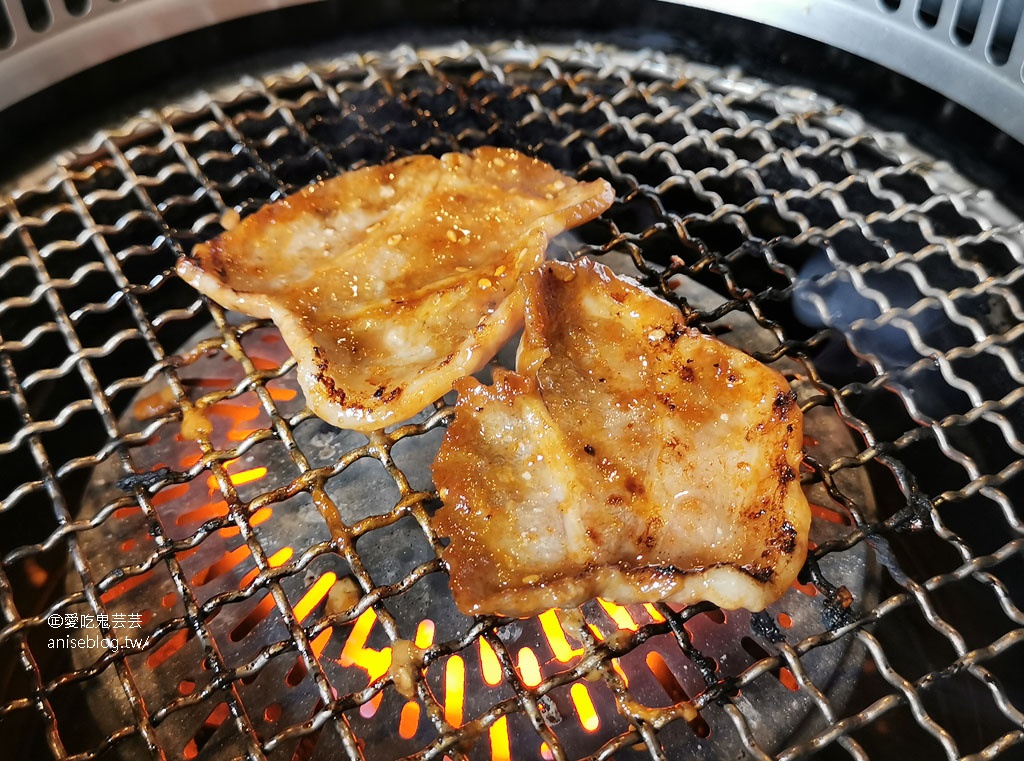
[1,41,1023,761]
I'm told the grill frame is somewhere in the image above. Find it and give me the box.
[0,0,324,114]
[0,38,1022,761]
[661,0,1024,146]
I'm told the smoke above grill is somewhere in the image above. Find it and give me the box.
[1,40,1023,761]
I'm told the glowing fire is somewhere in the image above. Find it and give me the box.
[517,647,542,688]
[489,715,511,761]
[444,655,466,727]
[597,598,639,632]
[479,636,502,685]
[325,601,671,752]
[569,682,599,732]
[205,466,268,492]
[538,609,581,662]
[339,607,392,718]
[399,700,419,739]
[294,573,337,622]
[121,345,812,759]
[397,620,435,739]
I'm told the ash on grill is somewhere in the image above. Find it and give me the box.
[0,41,1022,761]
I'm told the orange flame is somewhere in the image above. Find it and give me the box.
[339,609,389,673]
[229,549,293,643]
[539,609,582,662]
[229,467,267,486]
[152,484,189,508]
[114,505,141,520]
[479,636,502,686]
[414,619,435,649]
[228,428,262,442]
[192,377,235,389]
[338,608,391,719]
[148,629,190,670]
[209,402,260,424]
[249,356,280,371]
[612,660,630,687]
[811,502,849,525]
[235,547,292,590]
[489,715,511,761]
[262,547,293,577]
[597,598,639,631]
[183,702,229,759]
[647,651,686,701]
[311,627,332,659]
[100,568,155,603]
[294,573,337,622]
[206,467,268,493]
[516,647,542,688]
[211,507,272,539]
[444,655,466,727]
[642,603,666,622]
[177,500,228,527]
[193,545,249,587]
[269,387,297,402]
[779,667,799,691]
[390,618,438,739]
[570,682,600,732]
[159,388,723,753]
[251,507,272,526]
[399,702,420,739]
[793,579,818,596]
[559,617,630,688]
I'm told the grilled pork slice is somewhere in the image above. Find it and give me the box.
[176,148,614,431]
[432,259,810,617]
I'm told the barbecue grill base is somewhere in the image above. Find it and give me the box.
[3,32,1022,761]
[69,258,877,760]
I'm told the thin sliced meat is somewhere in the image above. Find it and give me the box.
[432,258,810,617]
[176,148,614,431]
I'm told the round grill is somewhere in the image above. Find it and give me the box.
[1,41,1022,761]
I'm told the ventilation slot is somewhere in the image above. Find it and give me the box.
[20,0,51,31]
[917,0,944,27]
[989,0,1024,64]
[953,0,984,45]
[0,2,12,48]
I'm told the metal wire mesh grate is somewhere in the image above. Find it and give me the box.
[0,40,1023,761]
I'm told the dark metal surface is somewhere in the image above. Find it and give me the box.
[0,41,1022,760]
[67,262,875,760]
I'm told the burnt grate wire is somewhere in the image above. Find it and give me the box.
[0,40,1023,761]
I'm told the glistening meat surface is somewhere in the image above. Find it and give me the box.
[176,148,614,431]
[432,259,811,617]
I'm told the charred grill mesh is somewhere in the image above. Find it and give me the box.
[1,41,1023,760]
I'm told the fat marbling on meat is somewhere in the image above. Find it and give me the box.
[176,148,614,431]
[432,258,810,617]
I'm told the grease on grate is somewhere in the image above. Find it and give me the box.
[71,288,871,760]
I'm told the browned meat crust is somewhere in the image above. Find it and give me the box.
[432,259,810,617]
[177,148,614,431]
